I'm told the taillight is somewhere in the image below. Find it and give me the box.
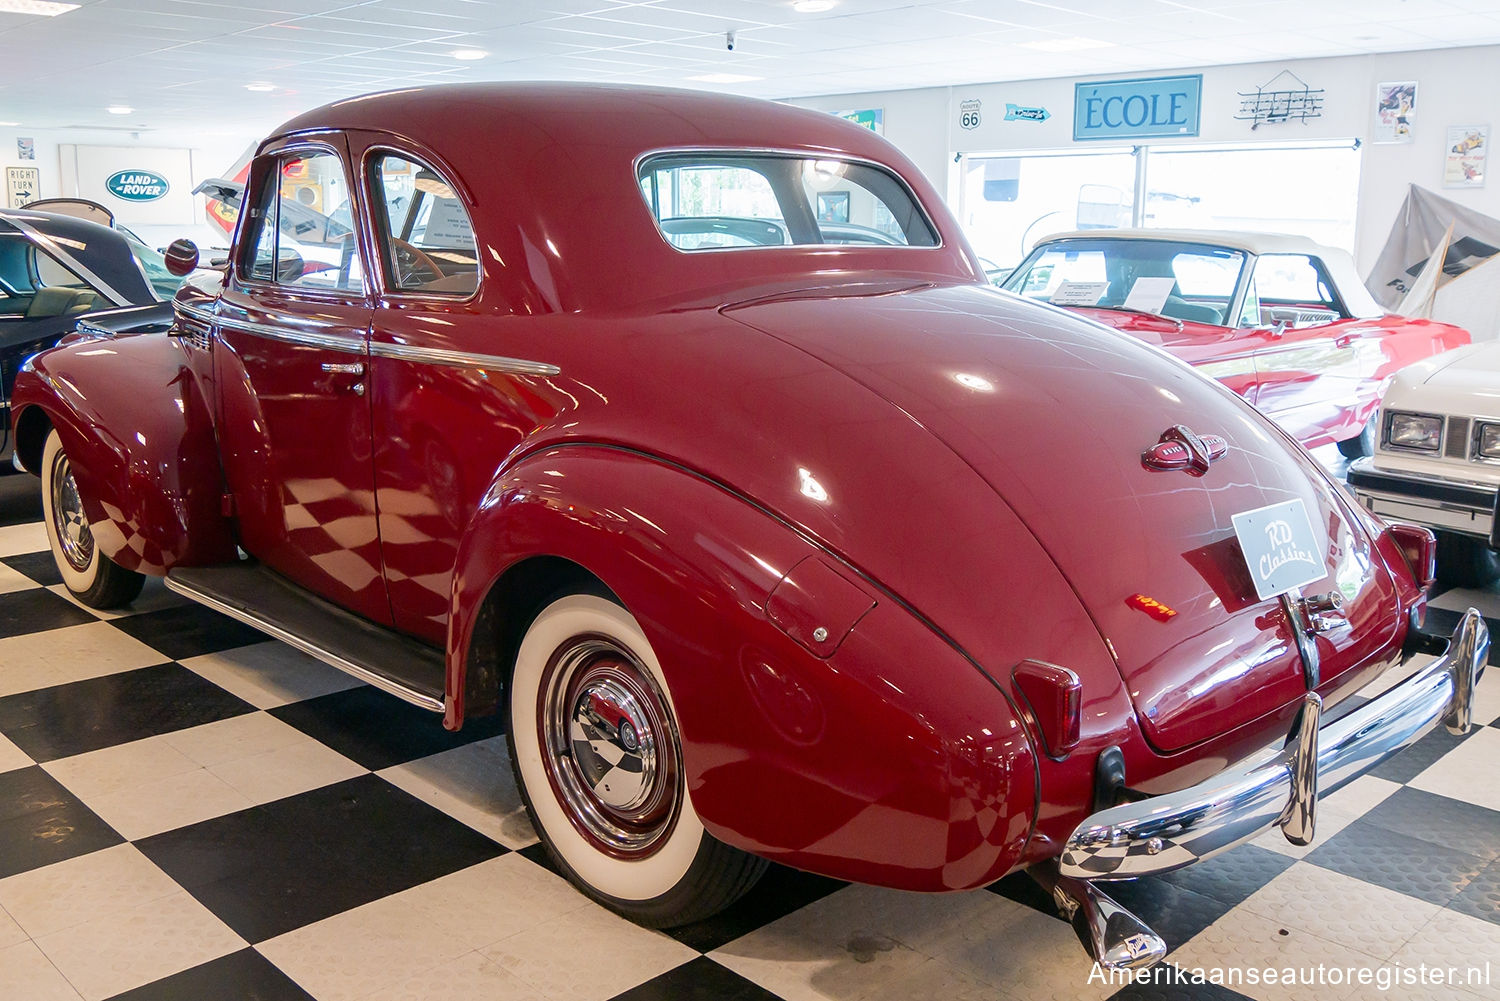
[1012,660,1082,757]
[1387,522,1437,590]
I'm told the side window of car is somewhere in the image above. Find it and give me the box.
[1251,255,1346,323]
[369,154,478,296]
[243,150,364,292]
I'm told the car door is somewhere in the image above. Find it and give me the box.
[1247,253,1364,444]
[212,135,392,624]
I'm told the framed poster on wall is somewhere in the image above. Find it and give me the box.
[1444,125,1488,188]
[1374,82,1417,143]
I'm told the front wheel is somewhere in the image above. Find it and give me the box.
[1336,414,1378,459]
[507,591,766,926]
[41,430,145,608]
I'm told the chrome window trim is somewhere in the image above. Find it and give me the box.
[633,146,945,254]
[363,144,482,305]
[6,214,131,306]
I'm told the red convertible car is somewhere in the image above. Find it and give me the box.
[8,84,1486,972]
[1001,230,1470,457]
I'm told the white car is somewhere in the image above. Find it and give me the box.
[1348,341,1500,586]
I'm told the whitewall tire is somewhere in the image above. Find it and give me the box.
[41,430,144,608]
[507,591,766,925]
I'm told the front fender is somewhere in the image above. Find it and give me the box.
[12,335,234,573]
[448,444,1039,891]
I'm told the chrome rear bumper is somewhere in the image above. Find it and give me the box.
[1038,609,1487,969]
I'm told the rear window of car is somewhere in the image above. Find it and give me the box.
[638,152,938,251]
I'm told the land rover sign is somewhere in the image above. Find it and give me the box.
[105,169,170,202]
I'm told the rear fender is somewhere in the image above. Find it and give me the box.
[446,444,1039,890]
[12,336,235,573]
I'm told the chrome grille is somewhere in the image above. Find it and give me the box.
[1446,417,1471,459]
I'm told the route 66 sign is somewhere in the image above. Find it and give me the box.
[959,99,982,131]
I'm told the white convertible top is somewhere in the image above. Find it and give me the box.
[1036,228,1386,319]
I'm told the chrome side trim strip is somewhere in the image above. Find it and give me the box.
[369,340,561,376]
[8,214,132,306]
[164,574,445,713]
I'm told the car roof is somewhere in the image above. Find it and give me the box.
[1036,228,1344,259]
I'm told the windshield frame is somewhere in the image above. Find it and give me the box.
[1002,236,1253,328]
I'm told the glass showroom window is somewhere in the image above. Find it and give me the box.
[959,140,1360,274]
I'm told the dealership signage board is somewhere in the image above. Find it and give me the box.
[1074,75,1202,141]
[60,145,195,225]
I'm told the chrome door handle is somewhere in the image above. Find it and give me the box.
[320,361,365,375]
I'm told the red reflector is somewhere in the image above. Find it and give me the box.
[1387,522,1437,590]
[1012,660,1082,757]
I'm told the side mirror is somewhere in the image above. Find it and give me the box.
[163,238,200,276]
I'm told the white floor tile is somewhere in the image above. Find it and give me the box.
[355,948,549,1001]
[162,712,309,768]
[1389,910,1500,1001]
[1238,862,1439,960]
[0,940,85,1001]
[0,732,32,774]
[0,905,26,950]
[0,562,36,595]
[1408,727,1500,813]
[44,734,202,802]
[178,640,362,709]
[378,736,536,849]
[258,854,589,1001]
[1173,905,1391,1001]
[0,522,48,558]
[0,622,166,699]
[1471,668,1500,728]
[0,844,180,940]
[208,738,365,804]
[33,890,244,1001]
[481,901,697,1001]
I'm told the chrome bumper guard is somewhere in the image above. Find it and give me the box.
[1037,608,1487,970]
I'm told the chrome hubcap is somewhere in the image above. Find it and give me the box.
[541,638,681,856]
[49,451,93,573]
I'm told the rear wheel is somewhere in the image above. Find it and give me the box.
[41,430,145,608]
[1435,531,1500,589]
[507,591,766,926]
[1336,414,1378,459]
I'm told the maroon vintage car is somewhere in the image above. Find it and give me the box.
[1001,230,1471,457]
[9,84,1486,971]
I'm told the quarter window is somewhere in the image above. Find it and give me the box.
[369,154,478,296]
[242,150,363,292]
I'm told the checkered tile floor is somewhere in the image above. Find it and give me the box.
[1,476,1499,1001]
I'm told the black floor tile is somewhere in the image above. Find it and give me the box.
[1158,844,1296,907]
[1366,725,1473,783]
[0,477,41,527]
[1424,605,1500,666]
[137,774,506,942]
[0,663,255,762]
[1104,964,1257,1001]
[663,863,849,953]
[0,765,123,878]
[517,840,558,876]
[1359,787,1500,862]
[104,948,315,1001]
[986,868,1058,917]
[1,550,62,587]
[1100,878,1236,955]
[108,604,268,660]
[604,957,781,1001]
[269,686,504,770]
[0,587,96,638]
[1449,856,1500,926]
[1307,819,1487,907]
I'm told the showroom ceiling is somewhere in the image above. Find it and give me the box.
[5,0,1500,141]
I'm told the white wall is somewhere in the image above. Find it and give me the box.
[789,44,1500,275]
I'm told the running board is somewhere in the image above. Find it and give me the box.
[165,563,446,713]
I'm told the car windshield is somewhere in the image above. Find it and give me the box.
[125,235,191,300]
[1002,238,1248,327]
[638,152,938,250]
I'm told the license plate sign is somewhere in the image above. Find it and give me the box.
[1231,498,1326,601]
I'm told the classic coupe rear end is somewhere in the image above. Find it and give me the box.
[6,83,1485,973]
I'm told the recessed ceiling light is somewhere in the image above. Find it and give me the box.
[106,106,133,115]
[0,0,79,16]
[450,48,487,60]
[792,0,836,11]
[1021,36,1115,52]
[245,82,275,92]
[0,121,19,127]
[688,73,763,83]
